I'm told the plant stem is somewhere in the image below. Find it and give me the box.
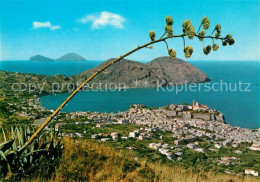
[163,40,169,50]
[182,36,186,49]
[196,24,202,34]
[18,33,227,153]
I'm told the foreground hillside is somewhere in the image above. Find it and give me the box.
[24,138,257,182]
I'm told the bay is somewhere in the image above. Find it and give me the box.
[1,60,259,129]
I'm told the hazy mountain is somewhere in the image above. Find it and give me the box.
[29,55,54,62]
[56,53,86,61]
[29,53,86,61]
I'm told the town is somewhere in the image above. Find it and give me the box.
[51,100,260,177]
[0,78,259,177]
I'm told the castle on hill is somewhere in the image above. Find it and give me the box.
[192,100,209,111]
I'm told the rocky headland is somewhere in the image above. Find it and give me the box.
[73,56,210,88]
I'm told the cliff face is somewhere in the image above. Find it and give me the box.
[73,56,210,88]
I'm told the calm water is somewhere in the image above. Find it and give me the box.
[0,60,102,76]
[1,60,259,129]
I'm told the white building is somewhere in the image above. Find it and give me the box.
[159,148,169,155]
[96,123,106,128]
[194,148,205,153]
[111,132,118,137]
[121,136,129,139]
[129,132,137,138]
[248,144,260,151]
[214,144,222,149]
[187,143,196,149]
[75,133,83,137]
[162,144,169,149]
[118,119,129,124]
[245,169,258,176]
[234,150,242,154]
[138,135,145,140]
[91,134,98,139]
[101,138,110,142]
[149,143,162,150]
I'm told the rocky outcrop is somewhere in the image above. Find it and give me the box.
[73,56,210,88]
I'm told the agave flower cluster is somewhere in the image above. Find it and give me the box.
[201,16,210,30]
[168,49,176,59]
[198,30,206,41]
[149,31,156,41]
[213,44,219,51]
[203,45,212,55]
[147,15,234,59]
[222,34,235,46]
[182,19,195,39]
[214,24,221,38]
[184,46,194,58]
[0,126,63,180]
[165,16,174,37]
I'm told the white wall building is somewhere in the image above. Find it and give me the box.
[245,169,258,176]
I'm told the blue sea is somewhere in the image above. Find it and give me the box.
[0,60,259,129]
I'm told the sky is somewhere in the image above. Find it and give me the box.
[0,0,260,61]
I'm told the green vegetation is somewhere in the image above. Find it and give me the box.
[56,122,260,175]
[6,138,255,181]
[0,126,62,180]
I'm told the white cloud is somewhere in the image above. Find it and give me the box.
[33,21,60,30]
[79,11,125,29]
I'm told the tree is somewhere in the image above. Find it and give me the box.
[18,15,234,153]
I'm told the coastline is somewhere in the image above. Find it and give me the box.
[1,59,259,129]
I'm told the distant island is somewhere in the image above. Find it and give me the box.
[29,53,87,61]
[29,55,54,62]
[56,53,86,61]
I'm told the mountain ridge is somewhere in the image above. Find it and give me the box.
[72,56,210,88]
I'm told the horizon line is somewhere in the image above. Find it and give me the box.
[1,59,260,62]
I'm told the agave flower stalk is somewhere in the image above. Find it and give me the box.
[18,15,235,154]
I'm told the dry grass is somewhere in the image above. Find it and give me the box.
[42,138,257,182]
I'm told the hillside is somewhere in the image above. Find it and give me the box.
[73,56,210,88]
